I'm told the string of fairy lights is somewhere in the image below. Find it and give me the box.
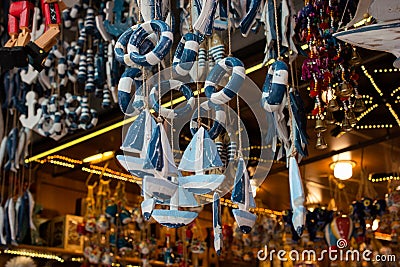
[368,173,400,183]
[361,65,400,126]
[3,249,64,262]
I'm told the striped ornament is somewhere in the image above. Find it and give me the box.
[173,33,200,76]
[102,85,112,109]
[261,60,289,112]
[85,49,95,93]
[127,20,173,67]
[79,109,98,130]
[205,57,246,105]
[79,95,90,124]
[64,93,81,132]
[117,67,145,116]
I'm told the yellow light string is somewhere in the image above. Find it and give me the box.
[4,249,64,263]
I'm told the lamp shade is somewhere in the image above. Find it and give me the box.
[330,160,356,180]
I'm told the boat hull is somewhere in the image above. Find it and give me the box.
[232,209,257,234]
[151,209,198,228]
[333,20,400,67]
[179,174,225,194]
[116,155,155,178]
[141,198,155,221]
[143,176,178,201]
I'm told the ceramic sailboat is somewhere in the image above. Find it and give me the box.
[139,121,197,226]
[150,181,199,228]
[120,109,156,157]
[231,157,257,234]
[213,192,223,255]
[178,126,224,172]
[333,0,400,68]
[146,125,226,228]
[117,110,159,179]
[140,121,177,220]
[289,156,306,236]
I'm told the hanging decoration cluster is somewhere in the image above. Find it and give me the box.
[294,0,366,149]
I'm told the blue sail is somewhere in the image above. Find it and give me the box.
[231,157,256,207]
[143,124,164,171]
[231,158,245,204]
[178,126,223,172]
[121,109,156,157]
[143,123,178,177]
[177,186,199,207]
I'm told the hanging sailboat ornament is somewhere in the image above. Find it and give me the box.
[238,0,262,37]
[334,0,400,68]
[141,122,201,227]
[193,0,219,36]
[179,126,223,172]
[231,157,257,234]
[117,107,158,178]
[288,156,306,236]
[213,192,223,255]
[120,109,156,157]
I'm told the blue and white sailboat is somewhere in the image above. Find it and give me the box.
[288,156,306,236]
[231,157,257,234]
[120,109,156,157]
[333,0,400,68]
[151,179,199,228]
[117,108,157,178]
[213,192,223,255]
[145,125,226,228]
[178,126,224,173]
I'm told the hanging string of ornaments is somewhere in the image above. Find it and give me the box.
[294,0,367,150]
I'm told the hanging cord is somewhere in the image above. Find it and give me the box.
[158,63,162,119]
[236,95,242,157]
[272,0,281,59]
[337,0,350,30]
[227,0,232,56]
[188,0,193,32]
[138,0,142,23]
[143,66,148,108]
[287,62,296,155]
[154,0,158,20]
